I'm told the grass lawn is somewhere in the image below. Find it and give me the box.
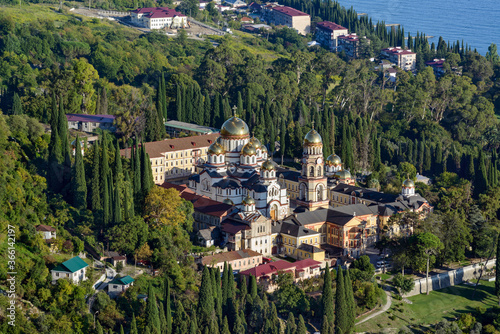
[355,281,498,333]
[376,273,392,281]
[0,4,70,23]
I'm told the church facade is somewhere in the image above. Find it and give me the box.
[188,116,289,221]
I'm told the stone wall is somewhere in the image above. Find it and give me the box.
[405,259,496,297]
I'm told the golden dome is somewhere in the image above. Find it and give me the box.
[241,142,257,156]
[208,141,225,155]
[334,170,352,179]
[261,159,277,171]
[304,129,323,145]
[260,145,268,153]
[220,117,250,137]
[242,195,255,205]
[248,136,262,149]
[223,198,234,206]
[403,179,415,188]
[326,154,341,166]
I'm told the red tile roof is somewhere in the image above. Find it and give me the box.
[201,249,262,266]
[239,260,296,277]
[120,133,219,159]
[382,47,416,55]
[293,258,322,271]
[316,21,347,32]
[338,33,360,42]
[273,6,309,17]
[36,224,56,232]
[160,183,233,218]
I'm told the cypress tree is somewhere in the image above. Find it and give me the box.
[467,153,476,180]
[344,270,356,333]
[270,303,280,334]
[146,284,161,332]
[249,274,258,298]
[341,116,348,168]
[322,316,330,334]
[113,183,122,224]
[222,262,229,305]
[91,142,101,211]
[418,140,425,174]
[159,301,167,334]
[58,100,70,165]
[475,150,488,197]
[239,275,247,304]
[221,316,231,334]
[165,279,173,334]
[173,300,189,334]
[72,136,87,210]
[12,92,22,115]
[285,312,296,334]
[198,266,215,327]
[434,141,443,175]
[237,91,244,118]
[280,118,286,165]
[213,93,221,128]
[120,324,124,334]
[102,168,110,227]
[161,72,168,121]
[176,85,183,121]
[124,171,133,220]
[204,92,211,126]
[190,311,198,334]
[133,138,142,197]
[233,312,245,334]
[130,313,138,334]
[321,263,334,333]
[423,144,432,173]
[215,268,223,323]
[296,315,307,334]
[495,232,500,297]
[144,327,151,334]
[334,266,348,333]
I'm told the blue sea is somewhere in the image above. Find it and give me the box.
[336,0,500,55]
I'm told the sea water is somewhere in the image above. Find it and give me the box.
[336,0,500,55]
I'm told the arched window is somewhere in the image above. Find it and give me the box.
[246,157,250,164]
[309,166,314,177]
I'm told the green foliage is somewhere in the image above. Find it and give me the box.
[274,272,310,314]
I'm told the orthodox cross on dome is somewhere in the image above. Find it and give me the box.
[311,120,315,129]
[232,105,238,117]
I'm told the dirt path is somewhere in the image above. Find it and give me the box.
[356,290,392,325]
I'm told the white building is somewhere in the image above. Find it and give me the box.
[315,21,348,51]
[51,256,88,284]
[188,116,289,221]
[130,7,187,29]
[108,275,134,296]
[36,224,56,240]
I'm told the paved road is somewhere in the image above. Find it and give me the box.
[356,290,392,325]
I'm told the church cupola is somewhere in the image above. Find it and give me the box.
[240,142,257,166]
[242,194,256,213]
[207,141,225,165]
[260,159,277,180]
[402,178,416,197]
[325,153,342,175]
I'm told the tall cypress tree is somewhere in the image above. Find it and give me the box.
[58,100,70,165]
[174,300,189,334]
[423,144,432,173]
[130,313,138,334]
[96,320,104,334]
[321,263,334,333]
[249,274,258,298]
[285,312,296,334]
[222,262,229,305]
[344,270,356,333]
[102,137,110,226]
[12,92,22,115]
[133,138,142,197]
[72,136,87,209]
[113,183,122,224]
[434,141,443,175]
[159,301,167,334]
[198,266,215,328]
[475,150,489,197]
[296,315,307,334]
[91,142,101,211]
[176,85,183,121]
[213,93,221,128]
[146,284,161,332]
[190,311,198,334]
[341,116,349,168]
[221,316,231,334]
[334,266,348,333]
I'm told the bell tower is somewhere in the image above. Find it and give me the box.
[297,123,329,211]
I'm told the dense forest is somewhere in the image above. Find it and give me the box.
[1,1,500,333]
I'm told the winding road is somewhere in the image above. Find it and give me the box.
[356,290,392,325]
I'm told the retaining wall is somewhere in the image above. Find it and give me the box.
[405,259,496,297]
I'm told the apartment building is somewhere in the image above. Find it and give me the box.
[263,5,310,35]
[130,7,187,29]
[315,21,348,51]
[120,133,220,184]
[337,33,369,59]
[66,114,116,133]
[381,47,417,71]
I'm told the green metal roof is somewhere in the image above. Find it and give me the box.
[55,256,89,273]
[109,275,135,285]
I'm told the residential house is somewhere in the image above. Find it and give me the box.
[381,47,417,71]
[242,23,272,33]
[240,16,254,24]
[120,133,220,184]
[196,226,221,247]
[338,33,368,59]
[315,21,348,51]
[262,5,310,35]
[199,249,263,272]
[165,120,218,138]
[51,256,88,284]
[239,258,323,291]
[66,114,116,133]
[130,7,187,29]
[108,275,134,296]
[36,224,56,240]
[111,255,127,267]
[224,0,246,7]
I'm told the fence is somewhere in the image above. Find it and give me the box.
[405,259,496,296]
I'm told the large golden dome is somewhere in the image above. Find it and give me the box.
[334,170,352,179]
[260,145,268,153]
[241,142,256,156]
[326,154,341,166]
[304,129,322,145]
[261,159,277,171]
[220,117,249,137]
[403,179,415,188]
[208,141,225,155]
[248,136,262,149]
